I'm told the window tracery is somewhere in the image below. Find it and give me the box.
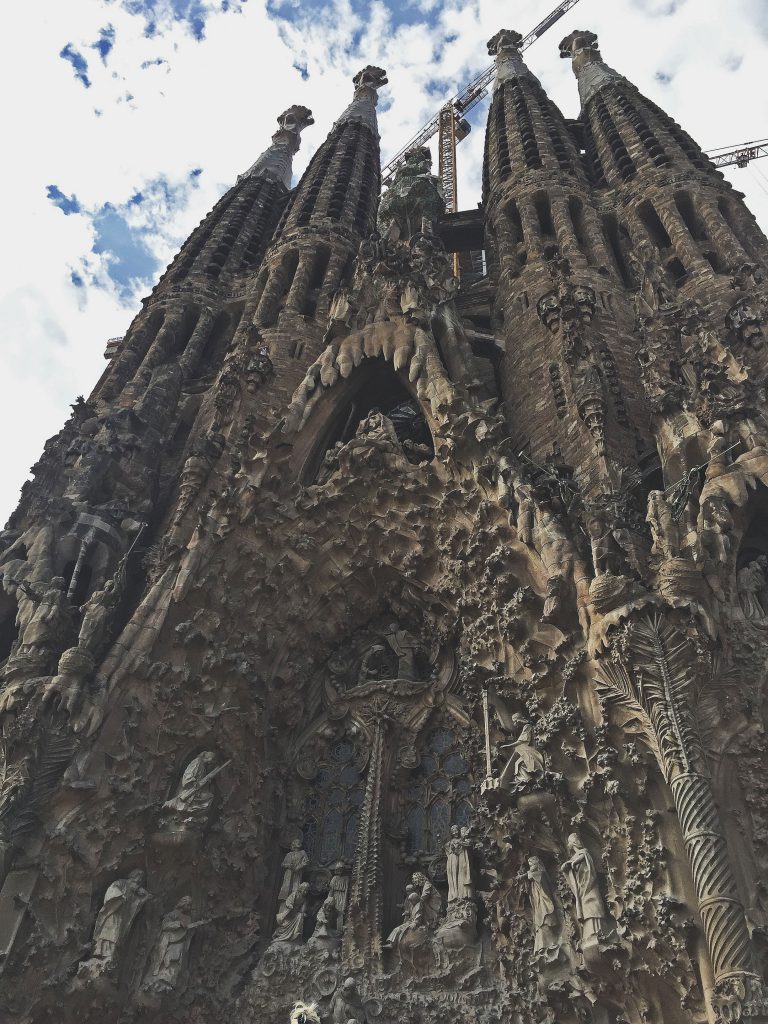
[302,738,365,866]
[402,726,473,856]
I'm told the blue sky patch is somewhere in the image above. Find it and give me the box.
[60,44,91,87]
[47,185,82,215]
[119,0,245,39]
[92,25,116,63]
[92,203,161,298]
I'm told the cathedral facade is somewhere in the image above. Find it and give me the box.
[2,24,768,1024]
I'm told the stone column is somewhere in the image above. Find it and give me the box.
[283,252,314,315]
[552,196,587,268]
[179,308,216,379]
[138,310,185,375]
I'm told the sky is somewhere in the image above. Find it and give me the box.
[1,0,767,523]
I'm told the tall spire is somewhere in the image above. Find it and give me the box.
[487,28,539,88]
[239,105,314,186]
[334,65,388,136]
[558,29,625,107]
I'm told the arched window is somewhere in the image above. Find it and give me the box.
[302,738,364,866]
[304,363,434,484]
[403,726,473,856]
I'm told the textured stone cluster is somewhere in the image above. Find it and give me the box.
[1,26,768,1024]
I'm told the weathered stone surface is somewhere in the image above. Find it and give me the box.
[1,25,768,1024]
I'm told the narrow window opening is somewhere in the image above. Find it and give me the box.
[637,200,672,251]
[534,193,555,239]
[602,214,633,286]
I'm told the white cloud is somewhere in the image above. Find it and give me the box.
[1,0,766,523]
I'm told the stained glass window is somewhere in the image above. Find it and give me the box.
[403,726,472,854]
[302,739,364,865]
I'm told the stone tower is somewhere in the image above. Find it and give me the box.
[2,28,768,1024]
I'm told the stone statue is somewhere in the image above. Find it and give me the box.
[521,856,567,962]
[80,869,150,978]
[412,870,442,929]
[330,976,367,1024]
[629,239,677,317]
[444,825,474,902]
[272,881,310,944]
[561,834,615,948]
[277,838,310,908]
[358,643,394,684]
[310,895,338,943]
[160,750,218,833]
[383,883,420,952]
[77,578,119,655]
[585,509,628,578]
[499,714,545,790]
[738,557,768,621]
[16,576,71,656]
[646,489,680,560]
[330,860,350,930]
[384,622,423,680]
[143,896,209,994]
[377,145,445,240]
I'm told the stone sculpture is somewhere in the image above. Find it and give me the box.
[444,824,474,902]
[143,896,209,995]
[160,750,219,834]
[521,856,567,963]
[499,714,545,790]
[272,882,310,944]
[561,834,616,949]
[738,557,768,620]
[277,838,310,910]
[78,869,150,980]
[330,976,368,1024]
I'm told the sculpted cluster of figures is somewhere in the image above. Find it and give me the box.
[74,750,224,993]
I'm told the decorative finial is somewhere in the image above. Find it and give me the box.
[352,65,388,93]
[276,105,314,135]
[559,29,600,62]
[487,29,523,57]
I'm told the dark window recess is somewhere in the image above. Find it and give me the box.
[637,200,672,251]
[302,249,330,317]
[718,198,762,261]
[549,363,567,418]
[602,214,633,286]
[534,193,556,239]
[667,257,687,285]
[674,191,708,242]
[703,250,727,274]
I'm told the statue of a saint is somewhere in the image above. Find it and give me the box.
[330,976,368,1024]
[561,834,616,947]
[272,882,310,944]
[521,856,567,961]
[738,556,768,621]
[310,896,339,943]
[444,825,474,902]
[383,883,420,952]
[160,751,218,833]
[384,622,423,680]
[17,577,72,656]
[81,869,150,977]
[277,839,310,909]
[646,489,680,560]
[143,896,208,994]
[499,714,545,790]
[77,578,119,655]
[330,861,350,930]
[412,870,442,929]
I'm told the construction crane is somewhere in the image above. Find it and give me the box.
[706,139,768,169]
[382,0,583,214]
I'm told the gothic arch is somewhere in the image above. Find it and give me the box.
[289,359,436,485]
